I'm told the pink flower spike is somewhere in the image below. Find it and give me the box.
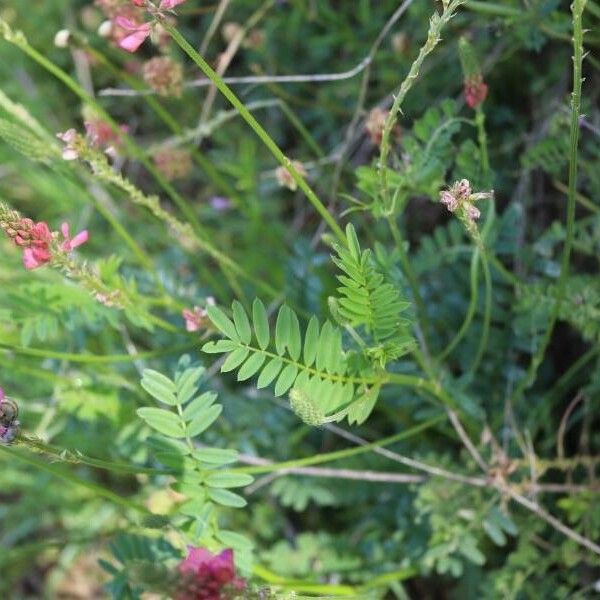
[61,222,89,252]
[160,0,187,9]
[115,17,151,52]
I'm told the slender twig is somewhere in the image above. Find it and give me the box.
[511,0,585,401]
[163,20,346,242]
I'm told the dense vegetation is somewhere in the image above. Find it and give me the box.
[1,0,599,598]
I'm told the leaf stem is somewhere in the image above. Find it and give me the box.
[164,22,346,243]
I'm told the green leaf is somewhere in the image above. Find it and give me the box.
[275,305,291,355]
[192,447,238,465]
[141,370,178,406]
[237,353,266,381]
[176,366,204,405]
[186,404,223,437]
[220,347,250,372]
[207,488,247,508]
[303,316,319,367]
[232,300,252,344]
[287,309,302,361]
[202,339,239,354]
[483,519,507,546]
[181,392,218,421]
[216,530,254,550]
[205,471,254,488]
[274,363,298,396]
[257,358,283,388]
[252,298,270,350]
[207,305,239,341]
[137,407,185,438]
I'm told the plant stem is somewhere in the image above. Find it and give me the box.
[164,22,346,243]
[231,415,444,474]
[379,0,462,212]
[511,0,585,400]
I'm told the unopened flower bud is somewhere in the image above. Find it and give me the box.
[54,29,72,48]
[97,20,113,38]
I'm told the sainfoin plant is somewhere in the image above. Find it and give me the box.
[1,0,599,597]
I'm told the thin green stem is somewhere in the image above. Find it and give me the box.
[164,22,345,243]
[511,0,585,400]
[0,445,149,514]
[231,415,444,475]
[468,252,492,377]
[19,435,171,476]
[475,106,490,176]
[0,341,196,363]
[387,216,431,352]
[378,1,462,212]
[464,0,521,17]
[438,247,480,360]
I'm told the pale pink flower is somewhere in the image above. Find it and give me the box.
[115,16,151,52]
[455,178,471,200]
[182,306,207,332]
[60,222,89,252]
[440,190,458,212]
[161,0,187,9]
[57,129,80,160]
[465,204,481,221]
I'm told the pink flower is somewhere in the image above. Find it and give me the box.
[465,204,481,221]
[175,547,246,600]
[161,0,187,8]
[60,222,89,252]
[115,16,151,52]
[132,0,145,5]
[57,129,80,160]
[440,190,458,212]
[182,306,207,332]
[20,221,53,270]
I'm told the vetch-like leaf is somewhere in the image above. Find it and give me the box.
[232,300,252,345]
[141,370,178,406]
[205,472,254,488]
[186,404,223,437]
[207,488,247,508]
[137,407,185,438]
[207,305,239,341]
[252,298,270,350]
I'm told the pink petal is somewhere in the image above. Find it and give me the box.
[23,248,42,270]
[179,546,213,573]
[61,222,70,239]
[160,0,186,8]
[119,29,151,52]
[114,16,141,31]
[70,230,89,249]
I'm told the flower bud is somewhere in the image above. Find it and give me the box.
[54,29,72,48]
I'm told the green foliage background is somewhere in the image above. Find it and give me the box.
[0,0,599,598]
